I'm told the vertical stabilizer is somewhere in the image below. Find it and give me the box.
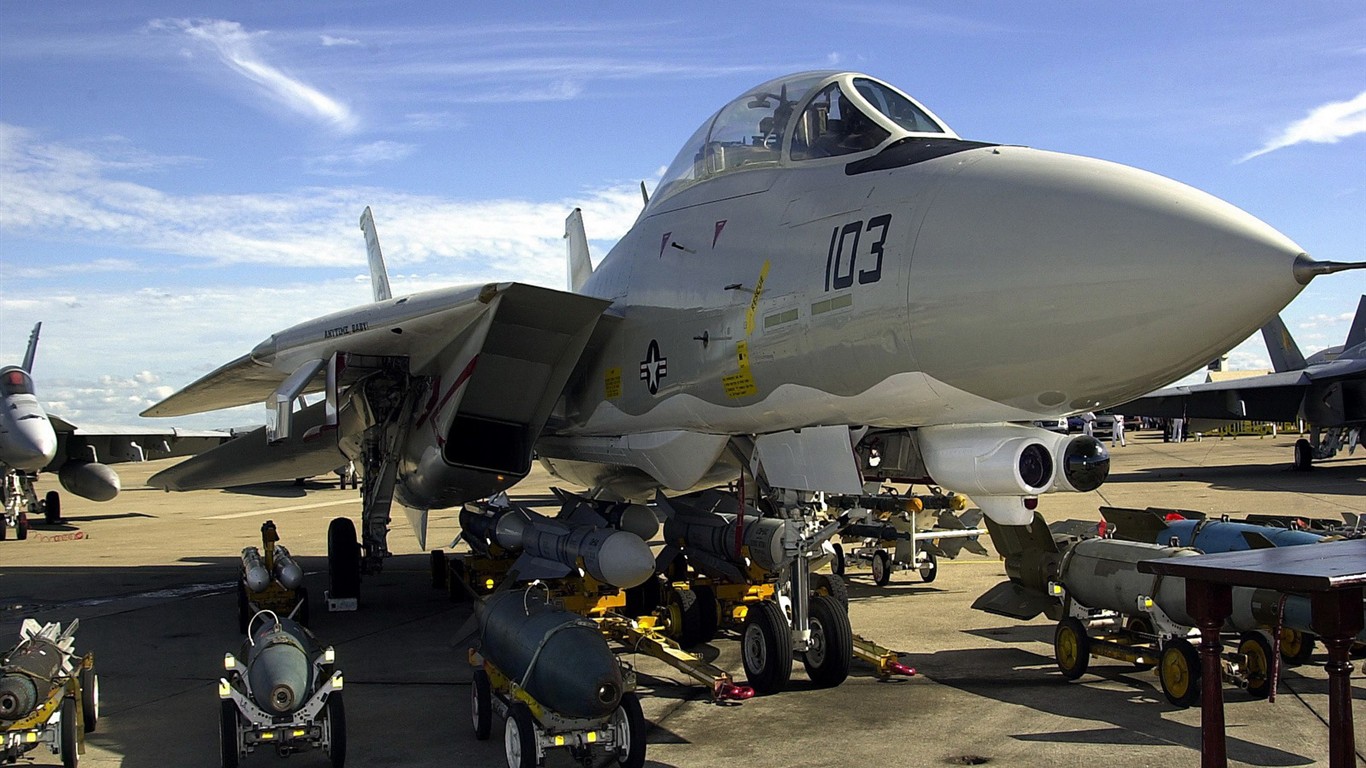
[564,208,593,293]
[359,206,393,303]
[1345,295,1366,350]
[22,322,41,373]
[1260,314,1307,372]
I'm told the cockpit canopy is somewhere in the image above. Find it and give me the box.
[649,71,957,209]
[1,367,35,397]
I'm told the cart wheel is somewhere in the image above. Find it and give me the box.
[219,699,241,768]
[504,702,539,768]
[692,585,719,642]
[471,668,492,740]
[44,491,61,524]
[741,600,792,695]
[236,580,250,635]
[327,517,361,601]
[918,547,938,583]
[623,575,662,617]
[80,667,99,732]
[1280,628,1315,665]
[1239,631,1274,700]
[831,542,846,576]
[60,697,78,768]
[610,691,647,768]
[324,691,346,767]
[664,587,702,647]
[1159,638,1201,707]
[802,595,852,688]
[1125,616,1156,670]
[1054,617,1091,680]
[430,550,447,589]
[811,572,849,612]
[871,550,892,586]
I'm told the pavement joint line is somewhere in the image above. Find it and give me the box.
[200,497,361,520]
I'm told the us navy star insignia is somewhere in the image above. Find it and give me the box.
[639,340,667,395]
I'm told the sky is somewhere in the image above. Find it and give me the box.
[1,2,1363,431]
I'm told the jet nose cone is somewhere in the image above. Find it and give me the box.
[908,146,1308,409]
[4,416,58,470]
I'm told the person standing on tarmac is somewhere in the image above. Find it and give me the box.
[1081,411,1096,437]
[1111,413,1126,447]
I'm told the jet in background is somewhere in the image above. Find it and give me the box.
[0,323,229,539]
[1122,296,1365,469]
[143,71,1361,589]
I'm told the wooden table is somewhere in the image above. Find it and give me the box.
[1138,538,1365,768]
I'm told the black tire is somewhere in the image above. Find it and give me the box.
[80,667,98,732]
[623,576,662,617]
[830,542,846,576]
[665,587,703,647]
[44,491,61,524]
[1126,616,1156,670]
[1054,617,1091,680]
[1239,631,1274,700]
[611,692,648,768]
[325,692,346,768]
[236,579,250,635]
[447,559,470,603]
[60,697,78,768]
[430,550,447,589]
[692,585,719,643]
[327,517,361,600]
[471,668,493,740]
[1293,438,1313,471]
[15,515,27,541]
[918,547,938,583]
[1159,638,1201,708]
[505,702,539,768]
[1280,628,1315,665]
[802,595,852,688]
[811,573,849,612]
[871,550,892,586]
[740,600,792,695]
[0,517,7,540]
[219,699,240,768]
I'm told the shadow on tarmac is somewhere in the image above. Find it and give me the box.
[1106,460,1365,497]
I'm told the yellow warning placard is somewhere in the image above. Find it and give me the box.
[722,341,757,398]
[604,367,622,400]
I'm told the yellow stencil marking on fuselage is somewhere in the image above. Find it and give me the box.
[744,260,770,338]
[604,367,622,400]
[722,340,758,399]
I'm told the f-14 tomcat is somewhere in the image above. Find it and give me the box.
[144,71,1360,584]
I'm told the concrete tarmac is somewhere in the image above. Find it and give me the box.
[2,430,1362,767]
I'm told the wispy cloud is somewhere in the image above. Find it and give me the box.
[150,18,358,132]
[1240,90,1366,162]
[303,140,417,176]
[320,35,361,47]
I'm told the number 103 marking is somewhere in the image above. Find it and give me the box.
[824,214,892,291]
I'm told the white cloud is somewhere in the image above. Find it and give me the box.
[1241,90,1366,162]
[320,35,361,47]
[151,18,358,132]
[304,140,417,176]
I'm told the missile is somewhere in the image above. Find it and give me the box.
[241,547,271,592]
[1100,506,1327,551]
[273,545,304,590]
[459,502,655,588]
[476,590,623,719]
[655,490,802,583]
[553,490,660,542]
[240,614,320,715]
[241,543,302,593]
[0,620,79,722]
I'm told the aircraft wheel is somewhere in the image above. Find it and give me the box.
[811,573,849,612]
[60,697,78,768]
[830,542,846,576]
[1280,628,1315,664]
[0,516,7,540]
[623,576,662,617]
[324,692,346,768]
[327,517,361,601]
[740,600,792,695]
[15,514,27,540]
[802,594,852,688]
[80,667,99,732]
[1126,616,1156,670]
[1054,617,1091,680]
[219,699,241,768]
[609,692,647,768]
[664,587,702,646]
[504,702,539,768]
[1293,439,1313,471]
[430,550,447,589]
[1159,638,1201,708]
[918,547,938,583]
[870,550,892,586]
[1239,631,1274,700]
[471,668,493,740]
[44,491,61,524]
[692,585,719,642]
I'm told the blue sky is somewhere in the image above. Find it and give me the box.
[2,2,1363,429]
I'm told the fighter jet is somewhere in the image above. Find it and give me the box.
[0,323,228,539]
[1122,295,1365,469]
[142,71,1360,589]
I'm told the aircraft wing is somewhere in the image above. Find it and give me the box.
[44,414,231,469]
[141,353,282,418]
[1121,358,1365,421]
